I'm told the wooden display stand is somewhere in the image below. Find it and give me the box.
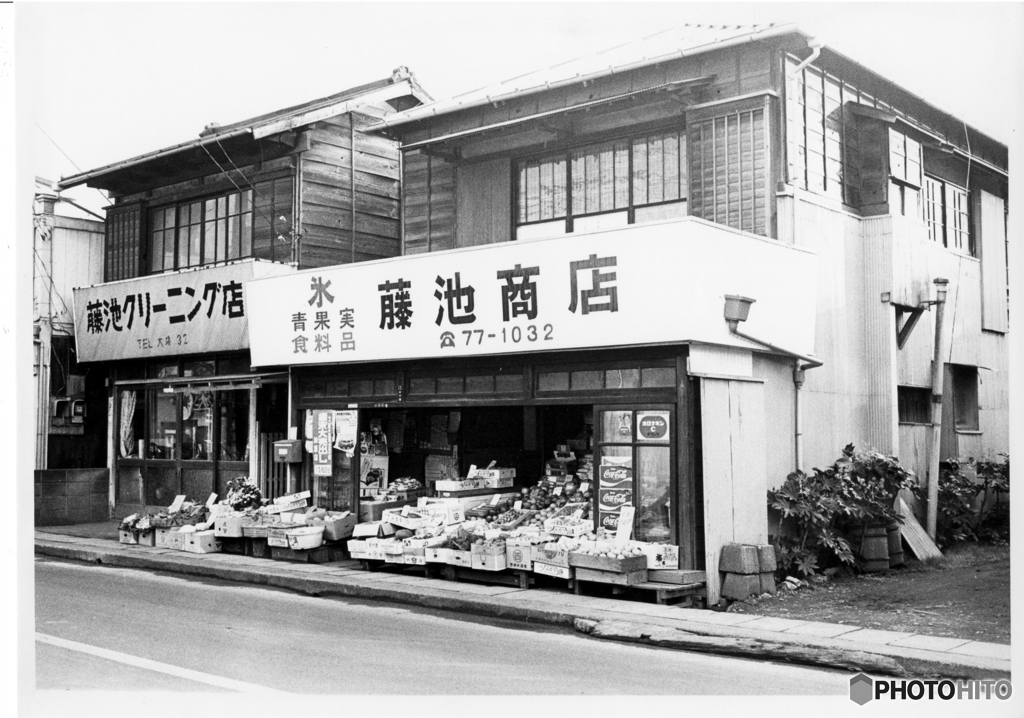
[269,545,331,563]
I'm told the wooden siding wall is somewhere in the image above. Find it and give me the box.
[49,217,105,330]
[792,192,877,467]
[455,157,511,247]
[301,111,402,268]
[403,151,456,253]
[700,377,768,605]
[751,354,796,488]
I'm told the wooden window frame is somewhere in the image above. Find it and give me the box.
[513,126,688,236]
[923,174,974,256]
[148,188,257,274]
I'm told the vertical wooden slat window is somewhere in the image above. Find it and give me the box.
[947,184,971,254]
[785,56,807,189]
[104,204,142,282]
[924,176,942,244]
[253,177,294,262]
[824,76,843,201]
[570,140,629,216]
[689,108,766,236]
[150,188,261,273]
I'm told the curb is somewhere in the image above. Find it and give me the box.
[36,538,1010,680]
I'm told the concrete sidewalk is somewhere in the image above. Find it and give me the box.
[34,524,1010,679]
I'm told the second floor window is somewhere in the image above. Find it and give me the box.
[149,189,254,273]
[516,129,687,240]
[924,176,972,256]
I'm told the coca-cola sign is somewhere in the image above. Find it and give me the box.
[599,487,633,511]
[599,512,620,531]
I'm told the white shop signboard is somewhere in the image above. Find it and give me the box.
[72,259,294,363]
[247,218,818,367]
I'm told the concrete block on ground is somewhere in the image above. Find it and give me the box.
[757,544,777,572]
[721,572,761,600]
[719,544,759,574]
[759,571,777,595]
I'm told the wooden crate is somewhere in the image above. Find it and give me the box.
[647,569,708,585]
[568,553,646,573]
[269,545,331,563]
[220,537,247,555]
[574,566,648,586]
[248,538,271,558]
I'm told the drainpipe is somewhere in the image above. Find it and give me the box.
[787,38,823,78]
[925,278,950,540]
[724,295,823,472]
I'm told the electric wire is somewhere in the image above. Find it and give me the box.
[35,122,111,208]
[198,141,288,245]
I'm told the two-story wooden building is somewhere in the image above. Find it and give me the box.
[60,69,431,519]
[244,24,1009,602]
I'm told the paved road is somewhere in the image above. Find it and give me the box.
[35,556,848,695]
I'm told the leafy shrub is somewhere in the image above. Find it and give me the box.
[768,444,918,577]
[936,455,1009,548]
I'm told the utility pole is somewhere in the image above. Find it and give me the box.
[926,278,950,539]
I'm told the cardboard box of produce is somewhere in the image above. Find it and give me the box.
[471,551,507,571]
[425,547,453,564]
[267,524,301,548]
[183,530,222,554]
[359,498,417,523]
[545,518,594,537]
[404,547,426,566]
[479,476,514,489]
[469,467,516,481]
[381,507,438,531]
[352,521,397,539]
[166,529,186,551]
[533,561,572,579]
[568,552,647,573]
[450,549,472,568]
[532,543,571,568]
[214,515,252,538]
[347,539,370,559]
[321,511,357,541]
[118,529,138,545]
[420,504,465,526]
[135,529,156,547]
[434,478,483,492]
[420,493,516,512]
[402,535,446,549]
[154,527,179,549]
[505,538,534,570]
[630,542,680,569]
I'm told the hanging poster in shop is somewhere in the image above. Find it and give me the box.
[636,411,670,442]
[333,410,358,456]
[246,220,818,367]
[599,486,634,512]
[599,511,622,533]
[312,410,334,476]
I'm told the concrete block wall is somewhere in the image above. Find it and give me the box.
[35,469,110,525]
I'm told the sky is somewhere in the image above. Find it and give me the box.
[16,1,1023,216]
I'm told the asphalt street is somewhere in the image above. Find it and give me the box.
[35,556,849,695]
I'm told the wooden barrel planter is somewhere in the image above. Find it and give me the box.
[859,524,890,572]
[887,521,905,567]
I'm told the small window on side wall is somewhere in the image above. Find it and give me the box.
[897,386,931,424]
[950,365,979,431]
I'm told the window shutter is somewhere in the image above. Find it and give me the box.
[976,190,1008,332]
[104,202,144,282]
[688,107,767,236]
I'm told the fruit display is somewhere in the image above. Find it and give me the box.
[389,477,423,492]
[572,543,645,559]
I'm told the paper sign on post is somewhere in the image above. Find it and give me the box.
[490,495,501,506]
[467,464,478,477]
[168,495,186,514]
[553,486,563,496]
[401,505,411,516]
[571,509,584,520]
[206,493,218,508]
[580,482,590,493]
[514,500,522,511]
[615,506,636,543]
